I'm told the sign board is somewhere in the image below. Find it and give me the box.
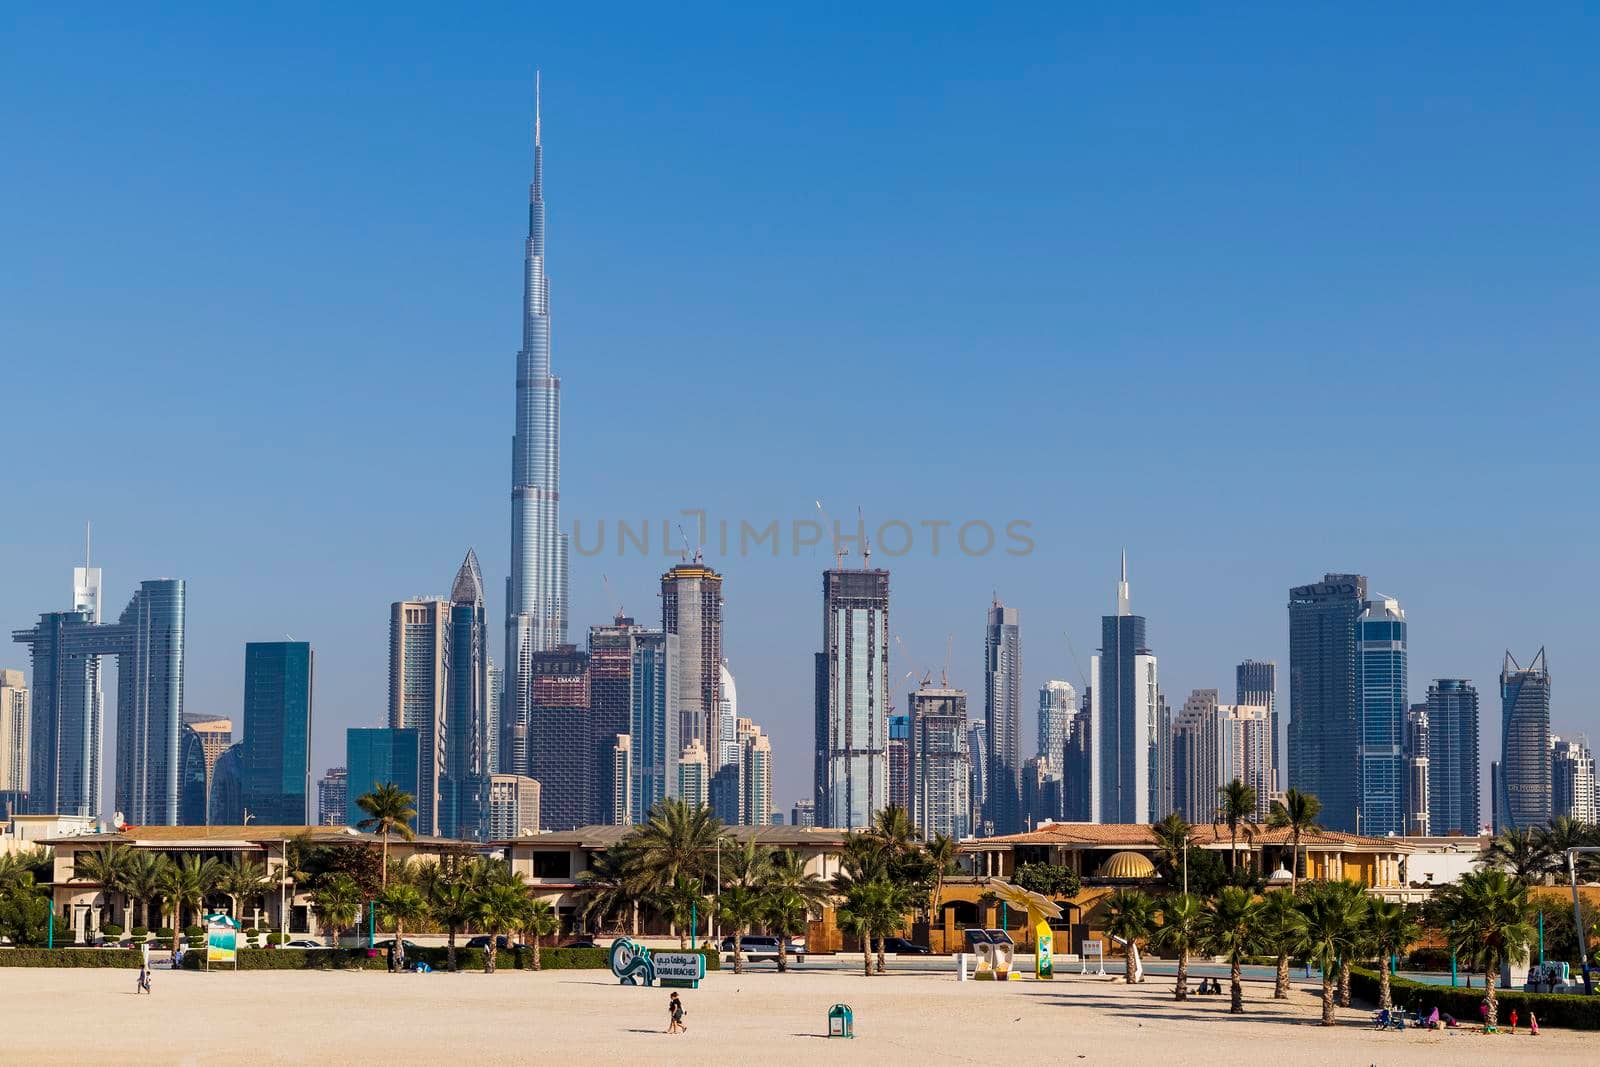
[205,914,239,970]
[1080,938,1105,975]
[654,951,706,989]
[1034,920,1053,979]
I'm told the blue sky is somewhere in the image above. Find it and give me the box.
[3,5,1597,818]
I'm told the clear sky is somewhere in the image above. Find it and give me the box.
[4,4,1597,820]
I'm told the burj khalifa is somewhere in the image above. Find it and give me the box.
[505,73,568,772]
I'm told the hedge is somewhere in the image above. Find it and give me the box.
[0,949,143,968]
[1350,966,1600,1030]
[179,946,720,973]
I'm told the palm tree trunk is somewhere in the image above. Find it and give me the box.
[734,937,744,975]
[1320,973,1335,1025]
[631,900,639,937]
[533,935,542,971]
[876,935,886,975]
[1125,945,1135,984]
[1290,832,1301,892]
[1175,948,1188,1000]
[1484,967,1498,1028]
[380,832,390,887]
[1274,952,1289,999]
[777,940,789,974]
[862,942,871,976]
[448,928,458,973]
[485,939,497,974]
[1378,964,1392,1010]
[1337,959,1351,1006]
[1230,958,1243,1014]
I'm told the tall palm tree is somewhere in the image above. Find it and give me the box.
[1266,788,1322,891]
[376,883,428,969]
[310,873,362,947]
[576,846,640,935]
[1431,869,1534,1028]
[1535,817,1590,880]
[74,844,134,928]
[1365,900,1422,1011]
[1102,890,1159,984]
[355,782,417,887]
[834,834,893,966]
[1151,893,1203,1000]
[430,879,475,972]
[721,838,774,890]
[837,883,880,977]
[762,850,829,973]
[158,855,219,950]
[473,882,530,974]
[717,885,765,974]
[1151,812,1193,887]
[627,799,724,896]
[521,898,559,970]
[869,805,919,855]
[656,875,705,950]
[279,833,315,936]
[1217,779,1257,875]
[1258,889,1307,1000]
[926,833,959,925]
[1481,827,1546,884]
[1201,886,1263,1014]
[218,857,272,921]
[122,852,170,930]
[1298,879,1369,1025]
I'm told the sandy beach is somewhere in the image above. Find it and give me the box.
[1,963,1582,1066]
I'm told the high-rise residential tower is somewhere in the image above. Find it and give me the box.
[677,739,710,809]
[178,724,207,825]
[1403,705,1430,836]
[1090,554,1158,823]
[717,661,738,769]
[527,645,590,831]
[887,713,911,813]
[1552,735,1597,824]
[318,767,348,826]
[445,550,491,840]
[1286,574,1367,833]
[1235,660,1277,790]
[814,568,889,829]
[390,599,450,835]
[740,719,773,827]
[589,615,641,824]
[0,669,29,813]
[506,75,570,783]
[486,773,541,837]
[660,560,723,754]
[983,600,1022,835]
[1496,649,1551,832]
[1171,690,1220,824]
[240,641,314,826]
[630,628,678,822]
[909,685,970,841]
[1037,681,1075,777]
[967,720,989,834]
[182,714,233,784]
[1424,679,1480,835]
[1357,595,1407,837]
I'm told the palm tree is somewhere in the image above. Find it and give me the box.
[717,885,765,974]
[1481,827,1546,884]
[1535,817,1590,880]
[355,783,417,887]
[1217,779,1257,875]
[1151,812,1193,887]
[1266,788,1322,891]
[627,800,723,894]
[721,838,774,890]
[1365,900,1422,1011]
[159,855,219,950]
[656,875,705,950]
[376,883,428,969]
[926,833,959,925]
[837,883,879,977]
[122,852,170,931]
[73,844,134,928]
[218,857,272,921]
[429,879,476,972]
[1102,890,1159,984]
[473,882,530,974]
[1151,893,1203,1000]
[872,882,918,975]
[834,834,892,967]
[1258,889,1307,1000]
[521,898,559,970]
[310,873,363,947]
[1298,879,1369,1025]
[762,850,828,973]
[1431,869,1534,1028]
[1201,886,1263,1014]
[576,846,640,935]
[278,833,315,937]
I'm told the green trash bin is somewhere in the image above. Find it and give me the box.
[827,1003,854,1039]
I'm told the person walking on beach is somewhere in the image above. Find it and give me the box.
[136,943,153,994]
[667,992,686,1034]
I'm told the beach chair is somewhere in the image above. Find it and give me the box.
[1372,1009,1391,1029]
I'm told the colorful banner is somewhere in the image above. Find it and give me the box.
[205,914,239,968]
[1035,920,1053,979]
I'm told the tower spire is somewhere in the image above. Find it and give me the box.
[535,69,541,148]
[1116,550,1131,616]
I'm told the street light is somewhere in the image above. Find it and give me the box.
[1567,847,1600,995]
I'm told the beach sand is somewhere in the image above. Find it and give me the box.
[1,964,1580,1065]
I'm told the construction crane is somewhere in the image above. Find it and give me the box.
[815,500,847,568]
[602,574,624,620]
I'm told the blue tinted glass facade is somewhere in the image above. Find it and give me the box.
[1425,679,1479,835]
[179,724,208,825]
[241,642,314,825]
[209,742,244,824]
[1358,600,1407,837]
[346,728,420,830]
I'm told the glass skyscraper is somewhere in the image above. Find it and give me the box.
[909,685,970,841]
[178,723,208,825]
[983,600,1022,834]
[1037,680,1076,777]
[1091,555,1158,824]
[629,628,677,822]
[240,641,314,825]
[815,568,890,829]
[1235,660,1277,789]
[1357,596,1407,837]
[1496,649,1551,832]
[1424,679,1479,835]
[1286,574,1367,833]
[444,550,490,840]
[346,727,420,830]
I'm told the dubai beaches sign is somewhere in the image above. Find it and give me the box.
[608,937,706,989]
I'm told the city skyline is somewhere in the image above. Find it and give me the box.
[5,11,1597,820]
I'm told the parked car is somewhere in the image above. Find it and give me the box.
[561,937,598,949]
[718,935,805,963]
[464,934,524,951]
[371,939,424,953]
[879,937,931,955]
[283,939,326,949]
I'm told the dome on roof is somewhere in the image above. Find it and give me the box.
[1267,865,1294,884]
[1097,851,1157,880]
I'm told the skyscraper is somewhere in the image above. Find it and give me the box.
[486,773,541,838]
[13,611,100,817]
[1357,595,1407,837]
[506,75,570,784]
[630,628,678,822]
[1403,705,1430,836]
[240,641,314,826]
[486,660,503,774]
[815,568,889,829]
[346,728,420,830]
[909,685,970,841]
[317,767,348,826]
[107,579,188,826]
[660,561,723,754]
[1037,680,1075,777]
[983,600,1023,834]
[608,734,633,825]
[887,713,911,813]
[588,616,640,823]
[1062,700,1093,822]
[1090,555,1158,824]
[1552,736,1597,824]
[209,742,244,824]
[1497,649,1551,832]
[444,550,490,840]
[183,714,233,784]
[1286,573,1367,833]
[677,738,710,809]
[790,798,815,828]
[1235,660,1277,790]
[740,720,773,827]
[717,661,738,769]
[178,724,207,826]
[1172,690,1220,824]
[1218,703,1272,821]
[526,645,590,831]
[390,600,449,835]
[0,669,29,813]
[967,720,989,834]
[1424,679,1480,835]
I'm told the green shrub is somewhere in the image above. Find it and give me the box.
[1350,966,1600,1030]
[99,923,124,938]
[130,927,149,939]
[0,949,142,968]
[1405,946,1452,971]
[268,933,289,945]
[183,926,204,938]
[155,928,175,940]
